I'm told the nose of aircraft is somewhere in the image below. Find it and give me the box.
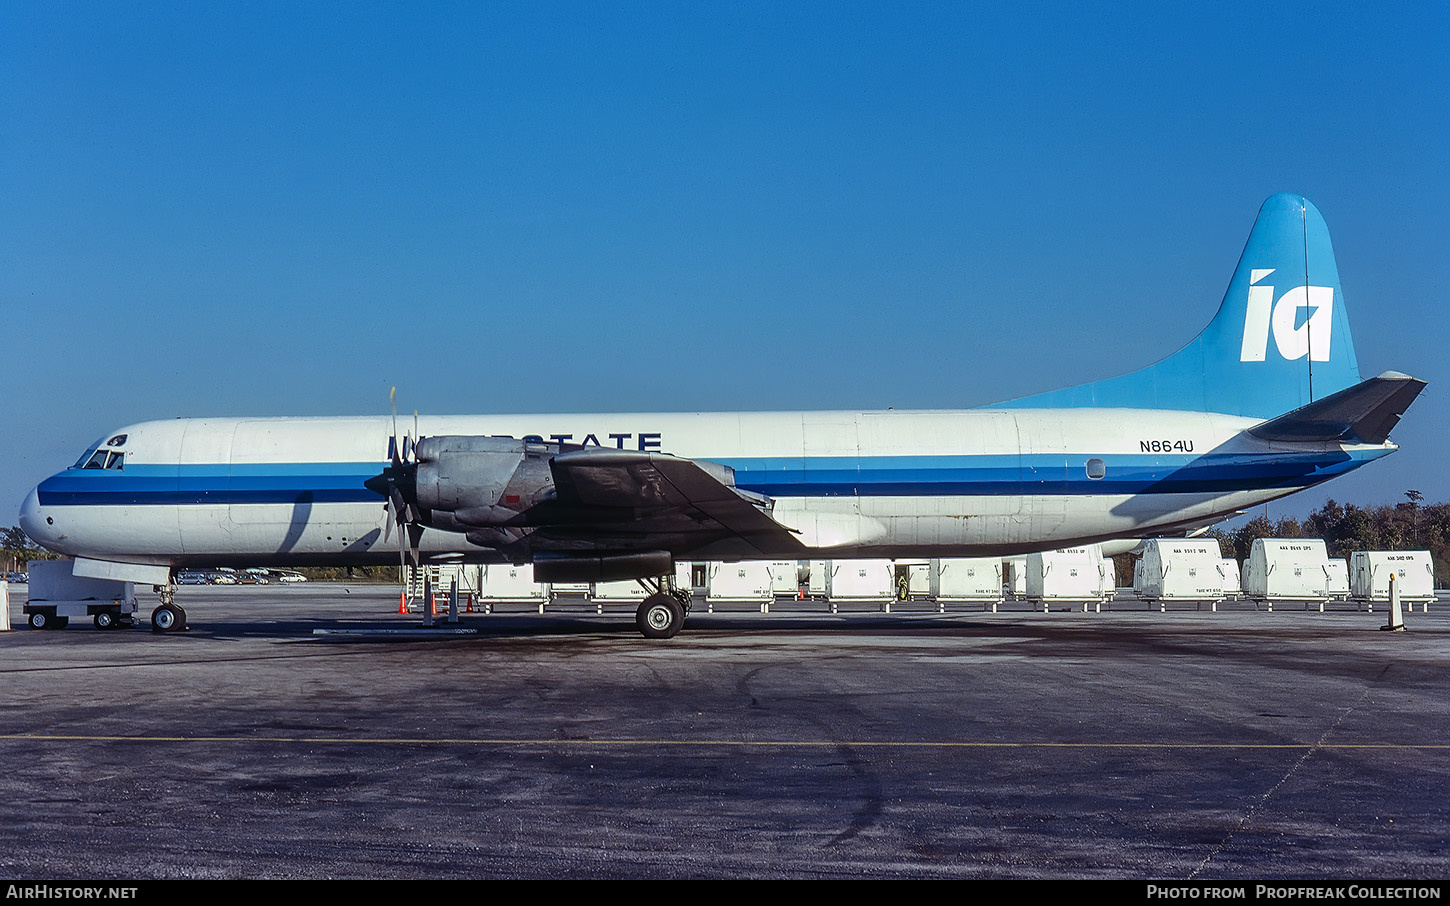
[18,485,54,550]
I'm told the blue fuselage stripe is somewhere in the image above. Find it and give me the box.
[34,451,1365,507]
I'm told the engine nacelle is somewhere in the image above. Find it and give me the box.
[413,436,557,528]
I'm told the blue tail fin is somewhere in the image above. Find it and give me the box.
[995,193,1362,418]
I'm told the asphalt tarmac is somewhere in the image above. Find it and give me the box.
[1,584,1447,880]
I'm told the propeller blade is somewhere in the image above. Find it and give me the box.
[383,386,417,608]
[398,497,410,603]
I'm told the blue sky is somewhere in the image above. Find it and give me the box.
[3,1,1447,524]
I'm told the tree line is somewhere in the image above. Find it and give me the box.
[1202,492,1447,584]
[1,525,59,572]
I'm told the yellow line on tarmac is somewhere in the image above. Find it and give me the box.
[1,734,1447,749]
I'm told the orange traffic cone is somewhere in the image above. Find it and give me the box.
[397,592,409,614]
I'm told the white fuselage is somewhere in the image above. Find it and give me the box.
[19,408,1391,568]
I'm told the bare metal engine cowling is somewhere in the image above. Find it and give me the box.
[412,436,558,530]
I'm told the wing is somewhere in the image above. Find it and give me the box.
[547,449,806,556]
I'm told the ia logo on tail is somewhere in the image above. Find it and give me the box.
[1239,268,1333,362]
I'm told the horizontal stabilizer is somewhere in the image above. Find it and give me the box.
[1247,372,1426,445]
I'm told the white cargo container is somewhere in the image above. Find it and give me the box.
[589,578,651,602]
[1325,559,1349,600]
[894,560,931,599]
[438,564,479,594]
[478,563,549,607]
[1100,556,1118,602]
[1025,547,1106,609]
[707,562,774,607]
[590,563,694,616]
[931,558,1004,610]
[826,560,895,609]
[1136,539,1225,605]
[768,561,803,597]
[675,561,695,602]
[1221,559,1242,599]
[1006,558,1028,599]
[549,581,591,599]
[685,561,709,594]
[1243,539,1331,606]
[23,560,137,630]
[806,560,829,599]
[1350,551,1435,609]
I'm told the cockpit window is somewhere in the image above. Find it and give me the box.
[74,434,128,469]
[79,449,125,470]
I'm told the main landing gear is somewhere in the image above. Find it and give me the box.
[635,576,692,640]
[150,585,188,634]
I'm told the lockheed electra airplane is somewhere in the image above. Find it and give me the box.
[19,194,1425,638]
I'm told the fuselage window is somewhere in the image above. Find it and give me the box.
[106,434,128,447]
[1085,458,1106,480]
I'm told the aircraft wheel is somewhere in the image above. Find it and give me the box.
[637,594,685,640]
[93,611,117,631]
[151,603,185,633]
